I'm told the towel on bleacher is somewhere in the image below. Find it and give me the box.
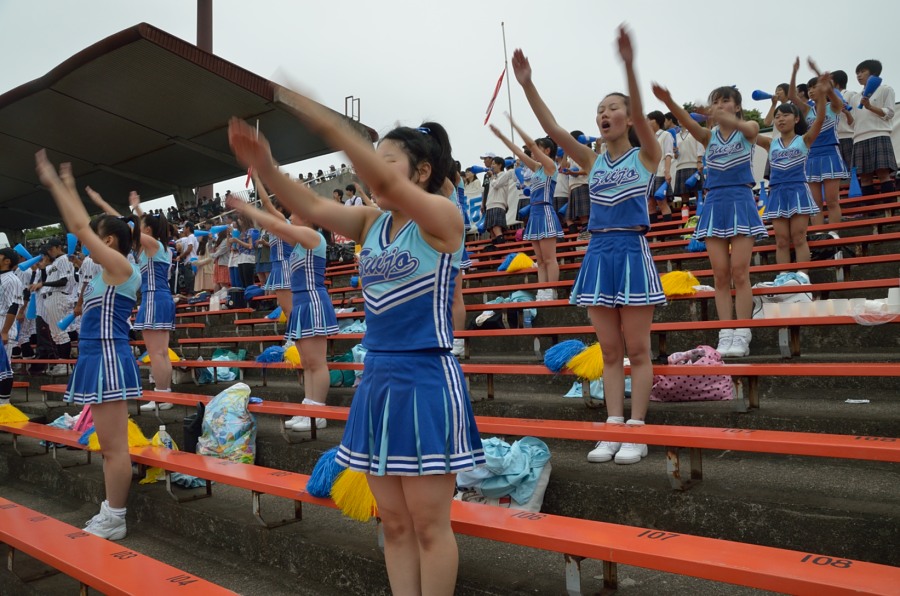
[456,437,550,506]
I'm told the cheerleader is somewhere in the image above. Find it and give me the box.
[490,118,561,300]
[36,150,142,540]
[513,26,663,465]
[227,195,336,431]
[228,101,482,594]
[253,172,294,321]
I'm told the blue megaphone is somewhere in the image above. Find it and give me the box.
[757,180,768,206]
[26,295,37,320]
[265,306,283,320]
[558,203,568,216]
[556,148,564,158]
[689,112,708,123]
[231,229,241,239]
[476,220,486,234]
[514,167,526,184]
[518,205,531,218]
[469,165,489,174]
[577,135,598,145]
[82,245,90,257]
[57,313,76,331]
[523,188,531,197]
[654,181,669,200]
[751,90,773,101]
[210,225,229,235]
[66,233,77,256]
[833,89,852,112]
[350,275,360,288]
[505,158,515,168]
[685,171,700,190]
[13,244,32,260]
[859,76,882,109]
[194,230,211,237]
[849,167,862,198]
[18,255,42,271]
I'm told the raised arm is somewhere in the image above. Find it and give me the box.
[509,116,556,174]
[617,26,660,172]
[226,197,321,249]
[511,49,597,171]
[651,84,711,146]
[712,108,760,144]
[788,57,811,116]
[34,151,132,283]
[85,186,122,216]
[252,171,282,217]
[489,124,540,172]
[128,192,161,255]
[803,75,830,147]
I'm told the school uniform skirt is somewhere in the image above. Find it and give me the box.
[852,135,898,175]
[263,259,291,291]
[693,186,767,240]
[567,184,591,219]
[214,264,230,285]
[284,289,338,341]
[806,144,848,181]
[522,202,564,241]
[673,168,699,196]
[65,339,142,404]
[483,207,507,230]
[839,138,854,172]
[764,181,820,220]
[336,350,485,476]
[132,290,175,331]
[571,231,666,308]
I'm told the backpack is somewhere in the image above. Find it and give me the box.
[328,350,357,387]
[809,231,856,261]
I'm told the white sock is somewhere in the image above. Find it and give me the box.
[606,416,625,424]
[0,398,10,406]
[626,419,645,426]
[104,501,127,519]
[302,398,325,406]
[154,388,171,393]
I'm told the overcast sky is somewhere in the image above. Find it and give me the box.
[2,0,897,214]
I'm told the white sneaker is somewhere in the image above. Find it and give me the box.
[587,441,621,463]
[284,415,304,429]
[139,401,173,412]
[715,329,733,355]
[83,502,126,541]
[725,328,751,358]
[451,338,465,357]
[48,364,69,376]
[290,417,327,432]
[615,443,648,465]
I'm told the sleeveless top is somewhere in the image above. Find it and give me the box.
[806,104,839,149]
[269,228,293,263]
[289,231,328,293]
[705,127,755,188]
[587,148,653,233]
[528,166,557,206]
[768,135,809,186]
[139,240,172,293]
[80,265,141,342]
[359,212,461,351]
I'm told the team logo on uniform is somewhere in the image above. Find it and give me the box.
[359,247,419,285]
[590,167,641,193]
[707,142,743,160]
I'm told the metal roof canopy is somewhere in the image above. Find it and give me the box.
[0,22,377,230]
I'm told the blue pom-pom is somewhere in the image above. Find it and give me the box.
[497,253,517,272]
[266,306,282,320]
[255,346,286,363]
[307,446,343,498]
[687,238,706,253]
[544,340,587,373]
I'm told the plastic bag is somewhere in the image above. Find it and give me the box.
[197,382,256,464]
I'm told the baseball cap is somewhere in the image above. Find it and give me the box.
[479,151,498,159]
[45,238,65,250]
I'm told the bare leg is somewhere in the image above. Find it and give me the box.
[402,474,458,596]
[366,475,420,595]
[538,237,559,283]
[297,336,329,402]
[531,241,546,283]
[90,400,131,509]
[822,179,842,224]
[618,305,656,421]
[808,181,825,227]
[141,330,172,390]
[789,214,811,265]
[730,236,756,320]
[588,306,625,417]
[275,289,292,321]
[771,219,792,265]
[705,238,734,321]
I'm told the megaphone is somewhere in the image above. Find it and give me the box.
[685,171,700,190]
[469,165,489,174]
[518,205,531,218]
[859,76,882,109]
[833,89,852,111]
[577,135,598,145]
[514,167,526,184]
[13,244,32,260]
[523,188,531,197]
[653,181,669,200]
[82,245,90,257]
[849,167,862,198]
[558,203,568,216]
[505,158,515,168]
[689,112,708,123]
[57,313,76,331]
[210,225,229,235]
[18,255,42,271]
[556,148,564,158]
[751,90,773,101]
[231,229,241,239]
[194,230,211,237]
[26,295,37,320]
[350,275,360,288]
[66,233,78,256]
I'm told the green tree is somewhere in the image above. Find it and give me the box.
[743,108,764,127]
[24,224,63,241]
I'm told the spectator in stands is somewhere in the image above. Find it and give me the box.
[647,110,674,222]
[332,189,344,204]
[515,27,665,465]
[343,184,363,206]
[213,192,223,213]
[194,235,215,291]
[672,116,704,207]
[35,151,143,540]
[565,130,591,235]
[32,238,74,376]
[832,71,856,174]
[483,156,513,247]
[852,59,897,196]
[174,223,198,295]
[255,224,272,285]
[253,172,293,321]
[228,213,259,288]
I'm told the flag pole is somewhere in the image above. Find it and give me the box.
[501,22,514,144]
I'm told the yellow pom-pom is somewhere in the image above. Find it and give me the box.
[142,349,181,364]
[506,253,535,273]
[660,270,700,297]
[278,311,287,324]
[566,343,604,381]
[87,418,151,451]
[284,345,301,366]
[331,469,378,522]
[0,403,29,424]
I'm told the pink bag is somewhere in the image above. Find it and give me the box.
[515,229,524,242]
[650,345,734,402]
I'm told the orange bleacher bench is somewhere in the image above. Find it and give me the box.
[0,495,233,595]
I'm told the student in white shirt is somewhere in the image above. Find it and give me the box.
[851,59,897,196]
[647,111,674,221]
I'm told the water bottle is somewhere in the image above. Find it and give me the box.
[157,425,174,450]
[681,204,689,220]
[209,294,221,311]
[523,308,533,328]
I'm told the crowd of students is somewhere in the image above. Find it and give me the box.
[6,22,896,595]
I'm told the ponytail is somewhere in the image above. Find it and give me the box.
[90,214,140,257]
[141,212,169,245]
[381,121,453,194]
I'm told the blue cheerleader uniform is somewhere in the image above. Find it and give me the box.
[522,166,563,241]
[765,135,820,220]
[263,230,293,291]
[284,232,338,341]
[66,266,142,404]
[571,148,666,308]
[454,184,471,270]
[805,105,848,182]
[695,128,766,240]
[335,212,484,476]
[133,241,175,331]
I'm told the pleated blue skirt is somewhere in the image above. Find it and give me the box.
[284,289,338,340]
[336,350,485,476]
[263,259,291,290]
[571,231,666,308]
[694,186,767,240]
[806,145,848,181]
[65,339,142,404]
[764,182,820,220]
[133,290,175,331]
[523,202,564,240]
